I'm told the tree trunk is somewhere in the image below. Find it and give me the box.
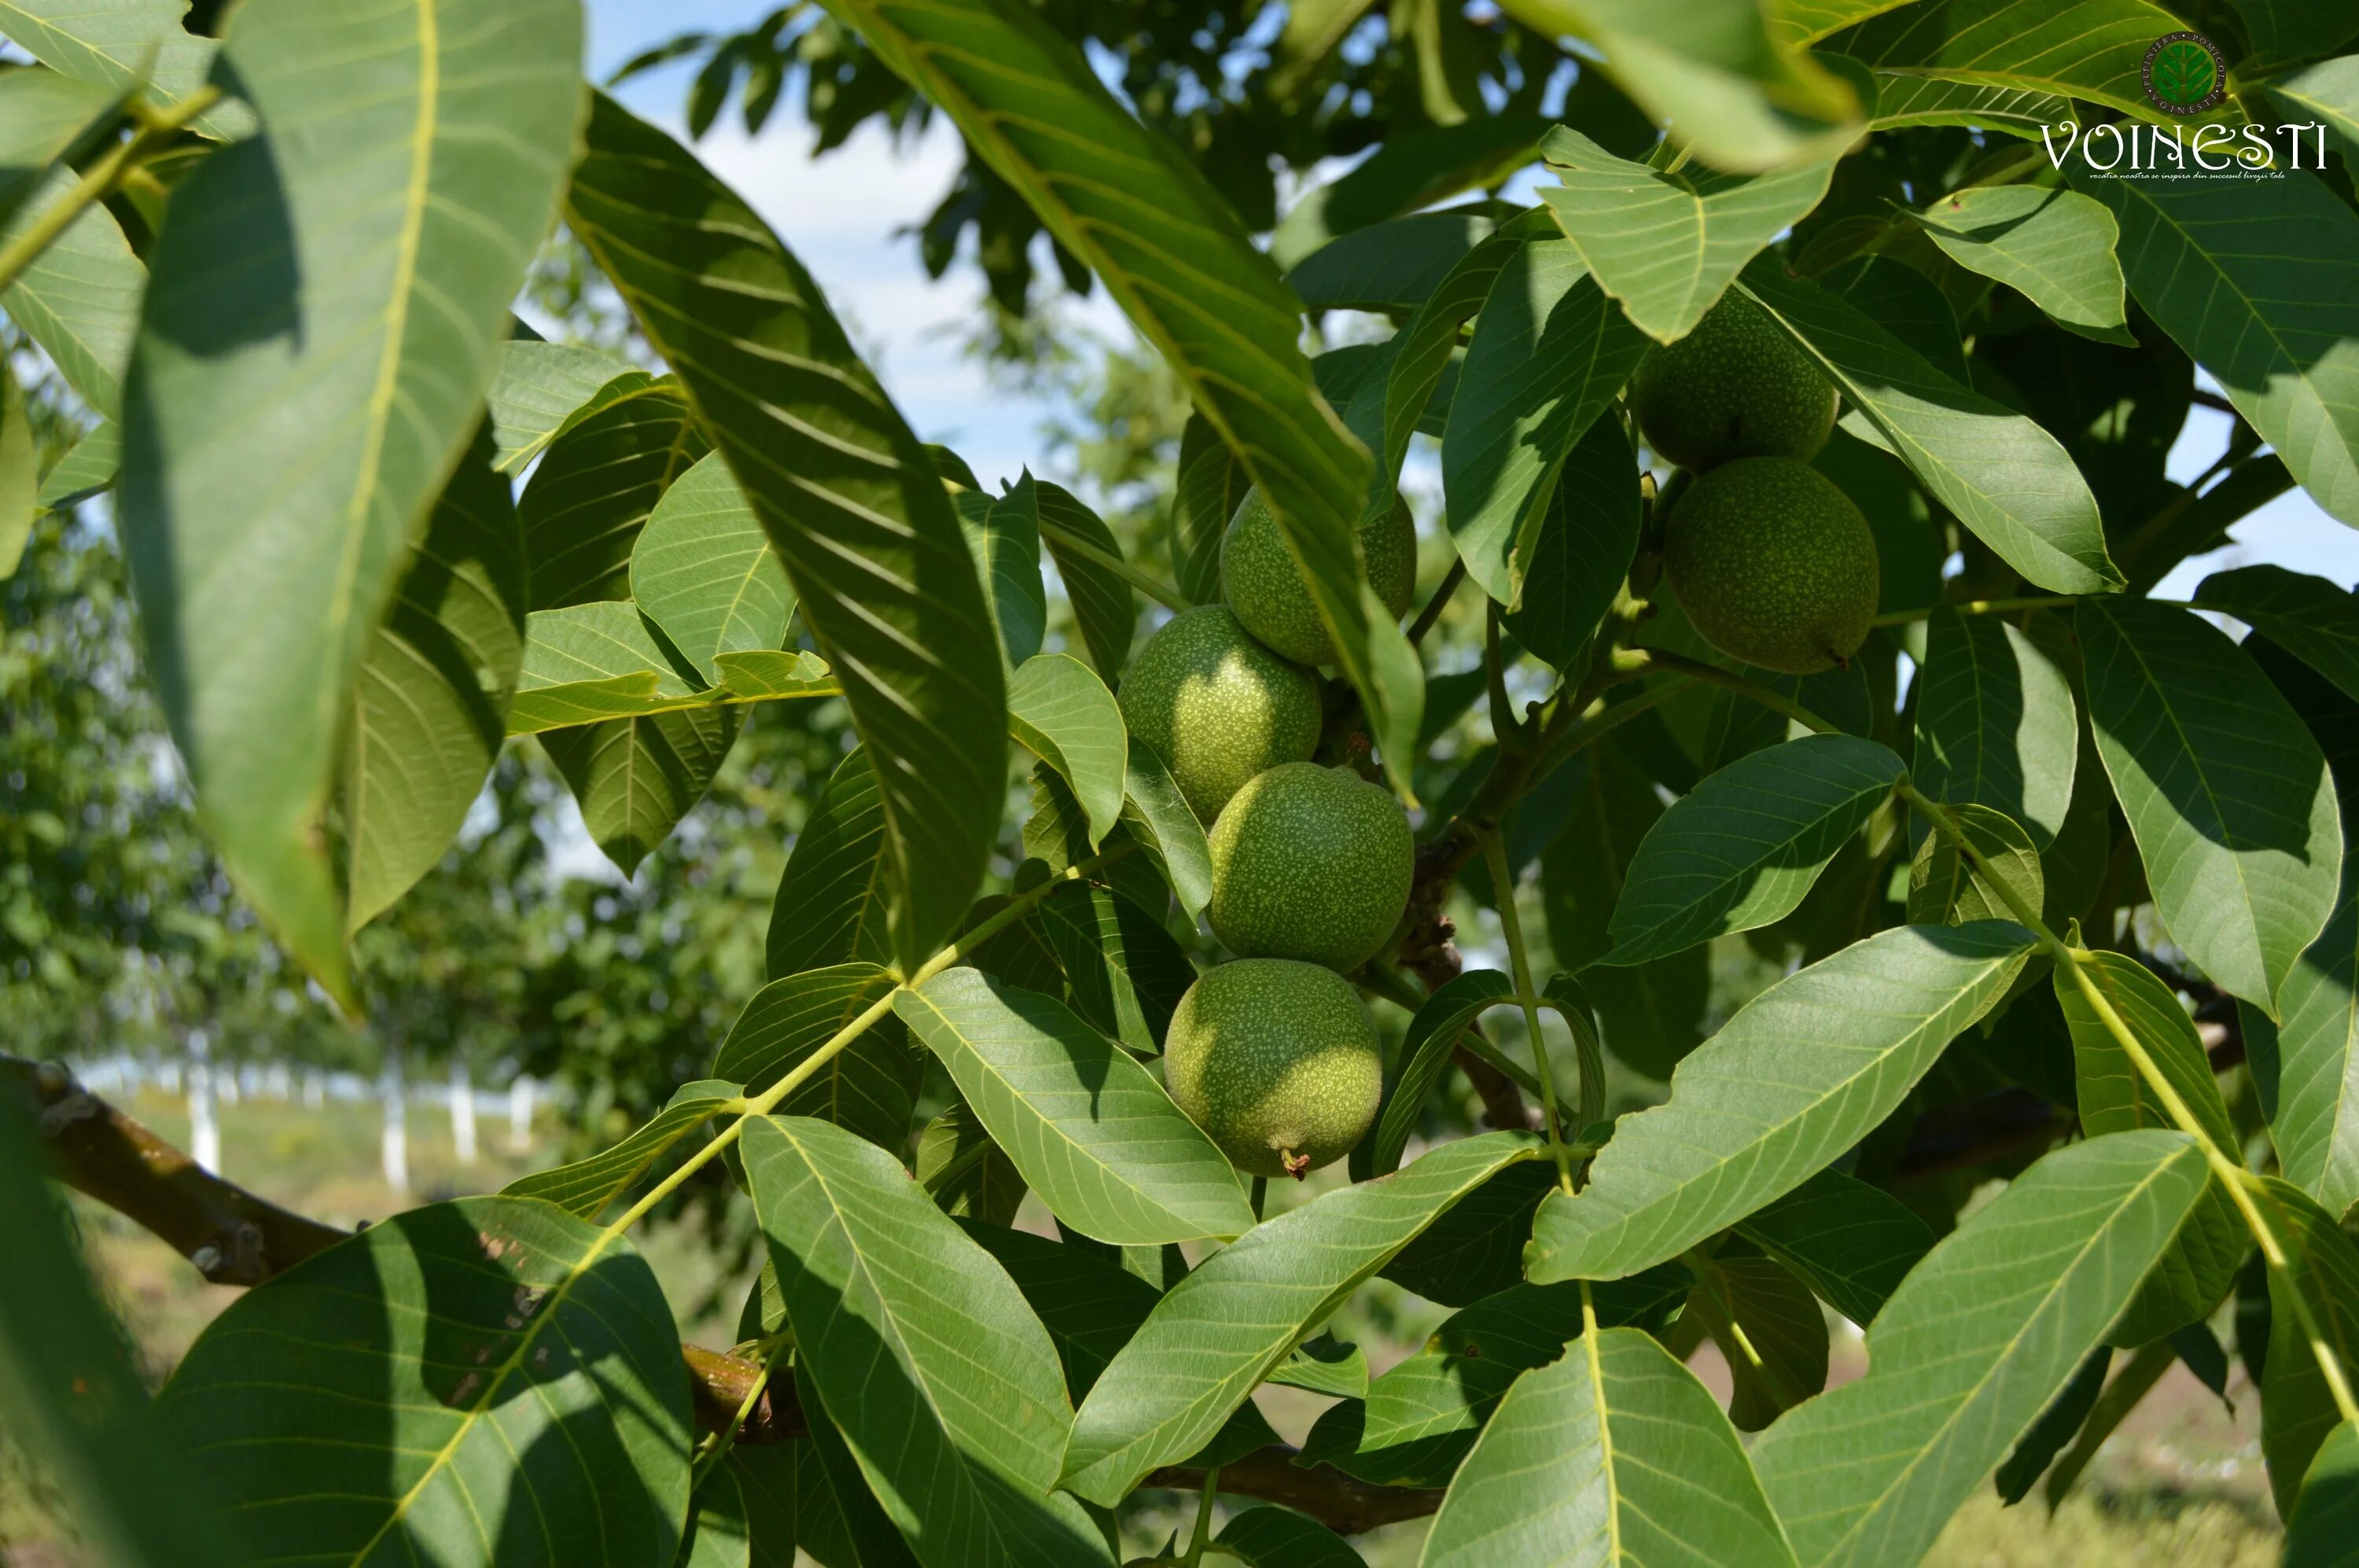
[186,1031,220,1175]
[449,1058,477,1168]
[303,1069,325,1110]
[507,1074,535,1152]
[380,1045,408,1195]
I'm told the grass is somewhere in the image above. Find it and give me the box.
[1,1091,2288,1566]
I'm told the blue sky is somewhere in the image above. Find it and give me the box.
[580,0,2359,605]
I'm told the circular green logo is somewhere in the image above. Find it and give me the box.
[2143,31,2226,114]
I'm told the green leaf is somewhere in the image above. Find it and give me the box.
[1500,411,1643,672]
[502,1078,741,1220]
[2199,567,2359,705]
[715,963,915,1150]
[963,474,1048,668]
[1441,235,1646,611]
[36,414,116,507]
[0,67,120,237]
[1270,1333,1371,1400]
[2078,597,2342,1016]
[817,0,1423,791]
[1373,969,1515,1177]
[790,1360,925,1568]
[767,747,893,981]
[1268,0,1378,93]
[1732,1167,1934,1327]
[1832,0,2228,129]
[1498,0,1864,173]
[1034,480,1135,683]
[340,431,526,931]
[1120,742,1214,922]
[541,705,739,877]
[1993,1346,2111,1506]
[1271,115,1551,271]
[504,599,804,734]
[0,356,33,580]
[1768,0,1916,46]
[1286,209,1501,314]
[1687,1253,1830,1430]
[155,1195,694,1567]
[2245,876,2359,1220]
[1531,922,2033,1283]
[1037,879,1194,1055]
[0,0,252,139]
[1736,259,2118,595]
[1382,1160,1562,1307]
[1537,123,1839,344]
[1007,653,1124,850]
[678,1459,754,1568]
[1420,1323,1798,1567]
[741,1116,1107,1568]
[631,451,797,686]
[1215,1507,1367,1568]
[2,170,138,422]
[1302,1269,1691,1486]
[1912,184,2129,346]
[1167,412,1246,607]
[1375,208,1550,501]
[483,340,659,475]
[921,1103,1029,1226]
[2247,1176,2359,1518]
[1750,1130,2210,1568]
[1060,1132,1547,1504]
[0,1098,233,1568]
[897,968,1253,1245]
[2265,57,2359,163]
[116,0,583,1008]
[2285,1419,2359,1568]
[521,382,710,613]
[1907,804,2044,936]
[1911,607,2077,848]
[1604,734,1906,966]
[2077,169,2359,528]
[571,94,1007,974]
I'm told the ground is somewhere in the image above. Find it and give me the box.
[0,1091,2284,1565]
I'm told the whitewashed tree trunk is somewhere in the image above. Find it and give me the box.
[216,1061,240,1106]
[186,1031,220,1174]
[380,1046,409,1195]
[449,1058,477,1168]
[507,1075,535,1152]
[303,1069,325,1110]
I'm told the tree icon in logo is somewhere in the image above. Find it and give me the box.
[2143,32,2227,114]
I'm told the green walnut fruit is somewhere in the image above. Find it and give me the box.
[1164,959,1382,1179]
[1220,487,1416,667]
[1208,761,1413,970]
[1117,605,1321,822]
[1631,292,1838,472]
[1665,456,1880,675]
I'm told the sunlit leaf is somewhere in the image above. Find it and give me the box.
[502,1079,741,1220]
[715,962,914,1151]
[2,171,138,423]
[1912,184,2129,346]
[1119,742,1214,922]
[631,451,796,686]
[1911,607,2077,848]
[2250,1176,2359,1518]
[0,0,252,138]
[1007,653,1125,850]
[482,340,658,476]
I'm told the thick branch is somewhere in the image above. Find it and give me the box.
[1145,1446,1444,1534]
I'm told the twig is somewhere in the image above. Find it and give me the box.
[1143,1445,1444,1534]
[0,86,223,296]
[1407,558,1466,645]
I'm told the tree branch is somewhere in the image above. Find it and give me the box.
[1145,1446,1444,1533]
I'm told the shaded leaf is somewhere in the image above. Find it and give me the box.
[482,340,654,475]
[1530,922,2034,1283]
[920,1104,1028,1227]
[2284,1419,2359,1568]
[1907,804,2044,933]
[897,968,1253,1245]
[572,94,1007,973]
[1271,114,1550,271]
[1911,607,2077,848]
[0,66,119,237]
[1037,879,1194,1055]
[521,382,710,612]
[631,451,796,685]
[2254,1174,2359,1519]
[1500,407,1643,672]
[1035,480,1135,683]
[1269,1333,1371,1401]
[502,1079,740,1220]
[1732,1167,1934,1327]
[1687,1252,1830,1431]
[1373,969,1514,1177]
[2078,596,2342,1015]
[1286,208,1500,314]
[1993,1346,2111,1506]
[1913,183,2130,345]
[0,355,32,579]
[1215,1506,1367,1568]
[541,705,739,878]
[767,748,893,981]
[1382,1159,1561,1308]
[2199,566,2359,706]
[1750,1130,2210,1568]
[1833,0,2230,129]
[1120,742,1213,922]
[968,474,1048,668]
[715,963,915,1151]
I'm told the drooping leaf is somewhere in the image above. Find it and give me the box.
[542,705,739,878]
[1441,235,1646,611]
[1736,259,2118,594]
[1007,653,1125,850]
[630,451,796,686]
[1912,183,2130,346]
[1529,922,2034,1283]
[2078,596,2342,1016]
[153,1195,695,1568]
[1036,879,1194,1055]
[1035,480,1135,683]
[1061,1132,1547,1504]
[1604,734,1907,966]
[481,339,650,475]
[570,94,1006,973]
[1419,1323,1798,1567]
[741,1116,1107,1568]
[1732,1167,1934,1327]
[2250,1175,2359,1518]
[0,0,252,138]
[340,431,526,931]
[1537,123,1839,343]
[1750,1130,2210,1568]
[116,0,583,1007]
[897,968,1254,1246]
[1500,400,1643,672]
[815,1,1421,790]
[1911,607,2077,848]
[2077,168,2359,529]
[502,1079,741,1220]
[1373,970,1515,1177]
[715,963,915,1151]
[767,748,893,981]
